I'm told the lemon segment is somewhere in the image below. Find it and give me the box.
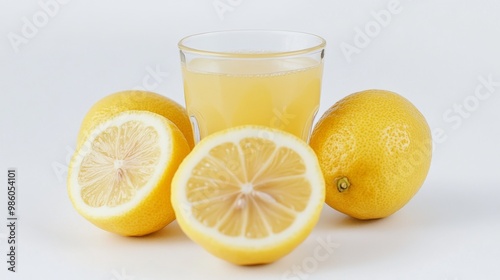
[172,126,325,265]
[68,111,190,236]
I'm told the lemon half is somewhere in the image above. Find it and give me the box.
[68,111,190,236]
[171,126,325,265]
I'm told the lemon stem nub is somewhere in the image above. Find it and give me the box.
[336,177,350,193]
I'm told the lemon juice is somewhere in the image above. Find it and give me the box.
[182,57,323,141]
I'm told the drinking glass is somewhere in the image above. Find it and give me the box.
[178,30,325,143]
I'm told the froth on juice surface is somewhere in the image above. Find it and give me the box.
[183,57,323,141]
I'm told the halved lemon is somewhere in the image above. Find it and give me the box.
[171,126,325,265]
[67,111,190,236]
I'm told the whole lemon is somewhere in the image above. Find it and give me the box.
[310,89,432,219]
[76,90,194,149]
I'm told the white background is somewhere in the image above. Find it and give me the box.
[1,0,500,279]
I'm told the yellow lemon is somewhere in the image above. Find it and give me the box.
[310,90,432,219]
[68,111,190,236]
[171,126,325,265]
[76,90,194,149]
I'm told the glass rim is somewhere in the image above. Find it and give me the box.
[178,30,326,58]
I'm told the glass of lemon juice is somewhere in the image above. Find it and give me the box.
[178,30,325,143]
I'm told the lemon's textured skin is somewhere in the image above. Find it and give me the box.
[310,90,432,219]
[68,111,190,236]
[171,126,325,265]
[76,90,194,149]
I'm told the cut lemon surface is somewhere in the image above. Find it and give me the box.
[67,111,190,236]
[171,126,325,265]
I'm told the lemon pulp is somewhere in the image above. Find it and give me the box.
[79,120,162,207]
[187,138,312,238]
